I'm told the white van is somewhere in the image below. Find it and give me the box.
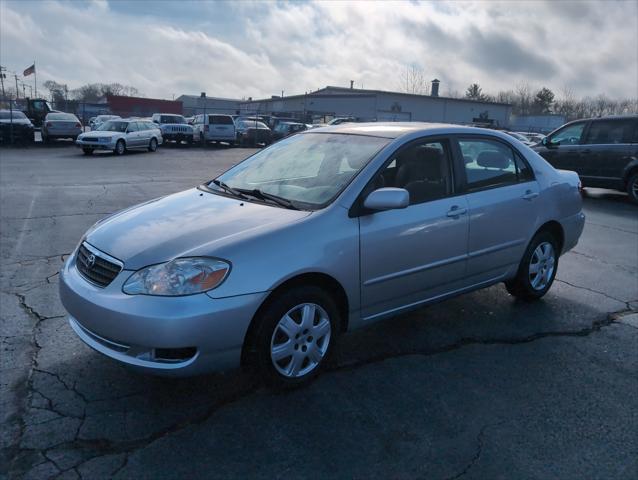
[192,114,236,145]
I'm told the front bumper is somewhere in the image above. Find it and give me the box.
[59,251,268,376]
[162,132,193,142]
[76,139,115,150]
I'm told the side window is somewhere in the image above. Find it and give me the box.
[126,122,138,132]
[460,139,522,190]
[550,122,586,145]
[584,120,632,144]
[372,140,453,205]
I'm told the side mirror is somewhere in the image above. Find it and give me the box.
[363,188,409,211]
[542,136,559,148]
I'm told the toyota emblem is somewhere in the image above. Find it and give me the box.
[86,253,96,268]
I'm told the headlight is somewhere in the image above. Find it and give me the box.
[122,257,230,296]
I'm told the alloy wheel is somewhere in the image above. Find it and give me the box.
[529,241,555,290]
[270,303,331,378]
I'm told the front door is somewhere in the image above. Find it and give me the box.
[538,121,589,175]
[359,138,469,320]
[457,137,540,281]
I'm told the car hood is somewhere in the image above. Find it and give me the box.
[86,188,311,269]
[0,119,32,126]
[81,131,118,138]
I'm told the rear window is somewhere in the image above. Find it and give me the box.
[0,111,27,120]
[209,115,234,125]
[47,113,77,121]
[584,119,638,144]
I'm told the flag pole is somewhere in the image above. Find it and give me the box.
[34,60,37,98]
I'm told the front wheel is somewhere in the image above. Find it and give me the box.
[505,231,558,301]
[114,139,126,156]
[148,137,158,152]
[252,286,340,389]
[626,172,638,204]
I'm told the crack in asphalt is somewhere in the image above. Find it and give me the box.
[555,278,630,307]
[443,423,500,480]
[567,249,638,274]
[3,263,637,478]
[585,221,638,235]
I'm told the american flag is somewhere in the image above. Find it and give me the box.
[23,64,35,77]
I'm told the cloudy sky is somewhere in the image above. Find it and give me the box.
[1,0,636,101]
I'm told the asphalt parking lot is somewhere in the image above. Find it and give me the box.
[1,144,637,479]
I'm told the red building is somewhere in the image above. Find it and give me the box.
[106,95,182,118]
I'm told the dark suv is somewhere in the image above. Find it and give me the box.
[533,115,638,203]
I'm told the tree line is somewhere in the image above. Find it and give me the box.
[42,81,141,105]
[398,65,637,121]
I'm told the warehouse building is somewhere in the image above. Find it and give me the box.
[240,82,512,127]
[178,93,242,117]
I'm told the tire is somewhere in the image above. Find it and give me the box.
[626,172,638,204]
[505,231,559,301]
[114,139,126,156]
[199,133,206,147]
[251,286,341,389]
[148,137,158,152]
[82,148,94,156]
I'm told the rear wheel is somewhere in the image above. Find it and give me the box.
[505,231,558,301]
[252,286,340,389]
[82,148,94,156]
[148,137,158,152]
[626,172,638,204]
[114,139,126,156]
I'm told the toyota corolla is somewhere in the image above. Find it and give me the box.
[59,123,585,387]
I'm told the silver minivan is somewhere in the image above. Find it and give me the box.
[192,114,236,145]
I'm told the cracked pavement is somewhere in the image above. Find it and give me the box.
[1,144,637,479]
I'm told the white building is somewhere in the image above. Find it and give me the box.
[240,84,512,127]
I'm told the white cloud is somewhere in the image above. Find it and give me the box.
[1,0,636,101]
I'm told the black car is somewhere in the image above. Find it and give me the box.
[534,115,638,203]
[0,110,35,144]
[235,118,272,146]
[272,122,307,141]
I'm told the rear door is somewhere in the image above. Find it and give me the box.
[456,136,539,282]
[580,118,638,189]
[209,115,235,141]
[125,121,140,147]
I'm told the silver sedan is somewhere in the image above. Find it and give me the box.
[60,123,585,387]
[42,112,83,142]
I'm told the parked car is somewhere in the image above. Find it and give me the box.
[515,132,545,144]
[328,117,356,125]
[534,115,638,203]
[60,123,584,387]
[505,131,536,146]
[76,119,162,155]
[192,114,236,145]
[41,112,83,142]
[151,113,194,145]
[269,116,298,131]
[91,115,121,131]
[272,121,307,141]
[0,109,35,144]
[235,118,272,146]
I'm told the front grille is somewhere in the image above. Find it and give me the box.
[76,243,122,287]
[82,136,99,142]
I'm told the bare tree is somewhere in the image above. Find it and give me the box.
[515,81,533,116]
[398,64,429,95]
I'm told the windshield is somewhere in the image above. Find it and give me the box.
[97,120,128,132]
[212,133,389,209]
[47,113,77,121]
[160,115,186,124]
[0,111,28,120]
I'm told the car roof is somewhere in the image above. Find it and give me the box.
[305,122,510,139]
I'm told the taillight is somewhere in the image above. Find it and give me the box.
[46,122,52,128]
[75,123,82,128]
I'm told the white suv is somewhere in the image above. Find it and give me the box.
[151,113,194,145]
[192,114,236,145]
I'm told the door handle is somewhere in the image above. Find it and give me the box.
[522,190,539,201]
[446,206,467,217]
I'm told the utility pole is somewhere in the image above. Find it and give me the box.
[0,66,6,100]
[14,74,20,99]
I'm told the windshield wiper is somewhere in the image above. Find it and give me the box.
[234,188,301,210]
[211,179,248,199]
